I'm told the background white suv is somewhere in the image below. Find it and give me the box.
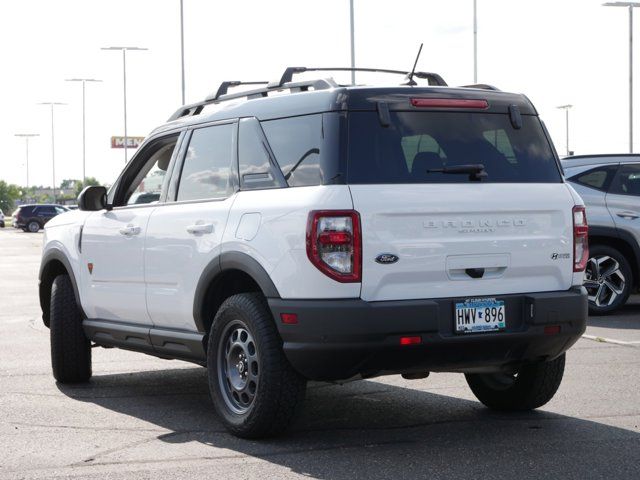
[39,68,588,438]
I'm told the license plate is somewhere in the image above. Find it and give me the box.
[454,298,506,333]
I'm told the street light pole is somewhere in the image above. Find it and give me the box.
[180,0,186,104]
[14,134,39,189]
[37,102,65,202]
[557,105,573,156]
[65,78,101,184]
[101,46,148,163]
[349,0,355,85]
[603,2,640,153]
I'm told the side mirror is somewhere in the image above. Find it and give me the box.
[78,186,109,211]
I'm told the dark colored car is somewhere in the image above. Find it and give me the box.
[12,204,69,233]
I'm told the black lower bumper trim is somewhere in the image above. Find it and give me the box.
[269,287,587,381]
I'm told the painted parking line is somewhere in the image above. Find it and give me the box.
[582,334,640,347]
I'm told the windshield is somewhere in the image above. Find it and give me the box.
[347,111,562,184]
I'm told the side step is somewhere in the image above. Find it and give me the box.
[83,319,206,364]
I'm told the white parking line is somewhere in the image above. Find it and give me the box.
[582,334,640,347]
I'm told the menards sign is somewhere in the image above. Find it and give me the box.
[111,136,145,148]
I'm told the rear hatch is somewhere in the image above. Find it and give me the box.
[346,99,575,302]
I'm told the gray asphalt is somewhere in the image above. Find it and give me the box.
[0,227,638,479]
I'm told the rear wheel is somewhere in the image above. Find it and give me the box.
[50,274,92,383]
[27,220,40,233]
[584,245,632,315]
[465,354,565,411]
[207,293,306,438]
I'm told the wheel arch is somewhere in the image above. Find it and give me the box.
[39,249,84,327]
[589,226,640,289]
[193,252,280,335]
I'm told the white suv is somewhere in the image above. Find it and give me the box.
[39,67,588,438]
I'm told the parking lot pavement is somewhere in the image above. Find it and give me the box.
[0,227,638,480]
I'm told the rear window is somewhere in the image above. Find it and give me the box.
[347,112,562,184]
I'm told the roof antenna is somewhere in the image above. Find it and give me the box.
[404,43,423,86]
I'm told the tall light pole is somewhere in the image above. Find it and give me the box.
[180,0,186,104]
[603,2,640,153]
[473,0,478,83]
[557,104,573,157]
[101,46,148,163]
[65,78,101,184]
[37,102,66,202]
[14,133,39,189]
[349,0,355,84]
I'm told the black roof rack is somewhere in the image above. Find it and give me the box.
[269,66,448,88]
[205,81,269,102]
[167,66,449,122]
[167,77,338,121]
[460,83,501,91]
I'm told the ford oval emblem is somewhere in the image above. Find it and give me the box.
[375,253,399,264]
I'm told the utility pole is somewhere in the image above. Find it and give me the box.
[14,133,39,190]
[37,102,66,202]
[557,104,573,156]
[349,0,356,84]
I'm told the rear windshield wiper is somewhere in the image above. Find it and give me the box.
[427,163,488,181]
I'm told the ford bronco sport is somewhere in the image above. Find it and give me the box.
[39,67,588,438]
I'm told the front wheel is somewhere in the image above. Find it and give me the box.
[584,245,632,315]
[207,293,306,438]
[465,354,565,411]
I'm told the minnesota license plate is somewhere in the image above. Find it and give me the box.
[455,298,506,334]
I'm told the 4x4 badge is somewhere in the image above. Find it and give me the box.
[375,254,399,264]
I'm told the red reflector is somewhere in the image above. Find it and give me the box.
[544,325,561,335]
[280,313,298,325]
[400,336,422,346]
[411,98,489,109]
[318,231,352,245]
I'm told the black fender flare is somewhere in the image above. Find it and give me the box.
[192,251,280,333]
[39,248,85,327]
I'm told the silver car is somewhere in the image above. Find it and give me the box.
[562,154,640,314]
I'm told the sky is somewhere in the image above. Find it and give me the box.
[0,0,636,188]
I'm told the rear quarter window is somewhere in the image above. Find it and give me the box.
[568,165,618,192]
[347,111,562,184]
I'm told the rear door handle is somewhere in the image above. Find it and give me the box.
[186,223,214,235]
[119,224,141,236]
[616,211,639,220]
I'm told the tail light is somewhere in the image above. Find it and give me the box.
[573,205,588,272]
[306,210,361,282]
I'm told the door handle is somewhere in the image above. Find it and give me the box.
[119,224,141,236]
[616,211,639,220]
[186,222,214,235]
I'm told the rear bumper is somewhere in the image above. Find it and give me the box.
[269,287,587,381]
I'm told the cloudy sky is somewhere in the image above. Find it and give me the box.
[0,0,636,187]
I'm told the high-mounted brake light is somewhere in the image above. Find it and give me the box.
[410,98,489,109]
[573,205,589,272]
[306,210,362,282]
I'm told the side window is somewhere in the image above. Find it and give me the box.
[609,164,640,196]
[124,139,177,206]
[238,118,279,190]
[261,114,323,187]
[569,165,618,192]
[177,123,235,202]
[54,206,67,214]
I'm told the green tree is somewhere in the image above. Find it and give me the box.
[0,180,21,213]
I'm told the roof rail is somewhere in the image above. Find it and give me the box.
[205,81,269,102]
[269,67,448,88]
[167,77,338,122]
[460,83,501,91]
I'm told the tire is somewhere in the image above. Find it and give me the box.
[27,220,40,233]
[207,293,306,438]
[465,353,565,411]
[584,244,632,315]
[50,275,92,383]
